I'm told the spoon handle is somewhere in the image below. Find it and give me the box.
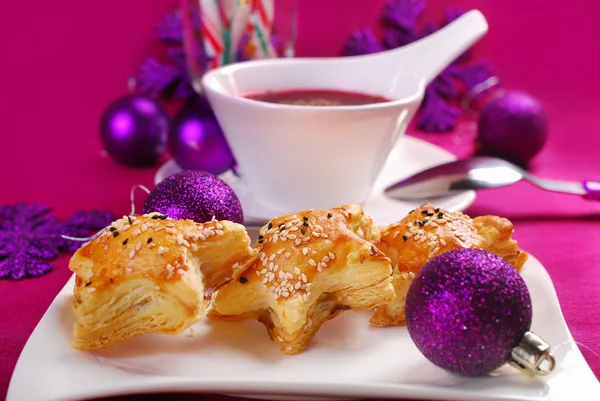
[583,181,600,200]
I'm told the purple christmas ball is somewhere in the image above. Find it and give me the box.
[142,170,243,224]
[168,96,235,175]
[477,91,548,166]
[405,248,532,376]
[100,95,169,167]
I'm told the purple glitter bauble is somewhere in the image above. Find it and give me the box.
[168,96,235,175]
[477,91,548,166]
[142,170,243,224]
[406,248,532,376]
[100,95,169,167]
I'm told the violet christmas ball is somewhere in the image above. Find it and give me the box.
[100,95,169,167]
[405,248,532,376]
[168,96,235,175]
[142,170,244,224]
[476,91,548,165]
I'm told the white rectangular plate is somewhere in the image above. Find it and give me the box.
[7,254,600,401]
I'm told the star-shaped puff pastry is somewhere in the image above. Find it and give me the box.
[209,204,395,354]
[69,212,256,350]
[369,204,528,327]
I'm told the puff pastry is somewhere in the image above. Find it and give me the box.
[69,213,255,350]
[370,204,527,327]
[209,204,395,354]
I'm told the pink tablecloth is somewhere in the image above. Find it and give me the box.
[1,0,599,399]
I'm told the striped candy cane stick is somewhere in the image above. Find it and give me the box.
[200,0,226,68]
[248,0,277,59]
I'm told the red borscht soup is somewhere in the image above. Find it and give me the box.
[244,89,390,106]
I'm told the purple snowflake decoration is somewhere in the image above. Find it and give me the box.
[342,1,497,133]
[0,203,115,280]
[342,28,385,56]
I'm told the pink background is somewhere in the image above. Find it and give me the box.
[2,0,600,399]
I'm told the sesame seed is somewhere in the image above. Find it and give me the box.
[440,239,447,246]
[278,270,285,278]
[215,230,224,236]
[134,242,141,251]
[272,236,279,244]
[153,285,160,291]
[269,254,276,261]
[232,262,240,269]
[294,238,301,246]
[294,267,301,275]
[268,262,274,270]
[177,268,185,276]
[157,246,166,255]
[321,233,329,239]
[166,264,174,272]
[289,226,299,232]
[129,249,135,259]
[288,234,297,240]
[216,222,223,229]
[191,243,198,251]
[393,231,401,239]
[428,240,437,247]
[260,268,267,275]
[302,237,310,242]
[166,222,175,228]
[87,287,96,293]
[433,246,440,254]
[285,252,291,259]
[301,273,307,282]
[277,248,285,255]
[308,259,316,266]
[262,258,267,267]
[302,247,308,256]
[125,267,133,273]
[260,253,265,261]
[140,224,147,232]
[256,270,260,276]
[322,256,330,263]
[312,232,320,238]
[408,272,416,279]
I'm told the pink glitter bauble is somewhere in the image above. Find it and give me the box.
[406,248,532,376]
[477,91,548,165]
[142,170,243,224]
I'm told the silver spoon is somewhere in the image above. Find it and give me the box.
[384,156,600,200]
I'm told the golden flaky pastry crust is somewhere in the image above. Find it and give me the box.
[69,213,256,350]
[209,204,395,354]
[370,204,528,327]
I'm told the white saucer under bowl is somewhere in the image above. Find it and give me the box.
[155,136,476,226]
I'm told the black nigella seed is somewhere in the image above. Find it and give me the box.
[427,212,434,217]
[438,212,444,219]
[239,277,248,284]
[258,235,264,244]
[280,226,285,232]
[109,227,116,232]
[423,219,429,224]
[85,281,91,286]
[421,210,429,215]
[113,231,119,238]
[159,215,168,220]
[268,223,273,230]
[414,222,418,225]
[435,208,440,213]
[409,209,415,214]
[402,235,408,242]
[122,239,129,245]
[127,216,132,224]
[303,222,309,227]
[303,216,308,221]
[327,213,332,218]
[301,227,306,235]
[147,237,153,244]
[417,221,424,227]
[151,215,160,219]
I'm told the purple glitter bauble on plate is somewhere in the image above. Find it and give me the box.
[405,248,532,376]
[477,91,548,166]
[100,95,169,167]
[142,170,243,224]
[168,96,235,175]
